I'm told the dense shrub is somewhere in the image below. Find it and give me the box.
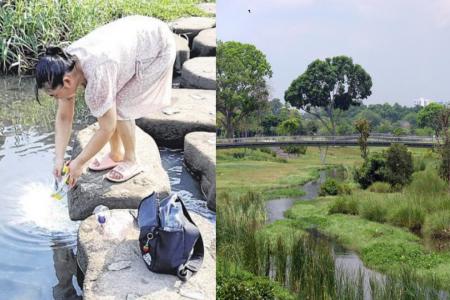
[258,148,277,157]
[217,272,276,300]
[329,197,359,215]
[390,206,426,232]
[354,152,387,189]
[368,182,391,193]
[337,183,352,195]
[423,211,450,240]
[319,178,339,196]
[281,145,307,155]
[361,200,388,223]
[384,144,414,187]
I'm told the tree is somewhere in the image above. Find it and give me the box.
[217,41,273,138]
[285,56,372,135]
[354,119,371,160]
[384,144,413,187]
[417,103,445,137]
[277,118,301,136]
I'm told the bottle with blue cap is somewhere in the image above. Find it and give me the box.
[164,202,182,232]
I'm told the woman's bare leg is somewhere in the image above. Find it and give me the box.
[108,119,137,180]
[109,127,124,161]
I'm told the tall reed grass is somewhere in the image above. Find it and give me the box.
[0,0,207,75]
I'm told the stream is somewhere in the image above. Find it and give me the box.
[0,75,215,299]
[265,168,382,299]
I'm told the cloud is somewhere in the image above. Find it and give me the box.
[434,0,450,28]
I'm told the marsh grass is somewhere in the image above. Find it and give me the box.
[0,0,208,75]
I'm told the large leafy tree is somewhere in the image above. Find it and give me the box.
[217,41,272,138]
[285,56,372,135]
[417,102,445,137]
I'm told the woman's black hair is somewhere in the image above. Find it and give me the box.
[35,46,76,104]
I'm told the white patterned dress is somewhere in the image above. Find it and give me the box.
[66,15,176,120]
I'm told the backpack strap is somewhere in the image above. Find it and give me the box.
[176,197,204,281]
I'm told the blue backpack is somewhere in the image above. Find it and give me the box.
[137,192,204,281]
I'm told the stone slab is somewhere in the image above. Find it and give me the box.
[173,33,190,74]
[181,57,216,90]
[192,28,216,57]
[170,17,216,41]
[77,209,216,300]
[184,132,216,211]
[196,3,216,15]
[136,88,215,148]
[68,123,171,220]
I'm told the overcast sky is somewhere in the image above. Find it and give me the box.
[217,0,450,106]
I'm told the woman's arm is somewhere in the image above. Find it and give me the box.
[68,105,117,185]
[54,97,75,177]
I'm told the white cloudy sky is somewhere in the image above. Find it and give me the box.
[217,0,450,106]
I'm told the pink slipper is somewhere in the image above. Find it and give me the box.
[105,162,143,183]
[88,153,121,171]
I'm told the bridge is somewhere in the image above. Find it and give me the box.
[216,134,437,149]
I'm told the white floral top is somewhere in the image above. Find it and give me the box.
[66,15,175,119]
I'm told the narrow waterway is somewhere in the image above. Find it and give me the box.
[265,168,382,299]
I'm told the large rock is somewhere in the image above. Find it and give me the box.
[170,17,216,41]
[184,132,216,211]
[196,3,216,15]
[173,33,190,74]
[136,88,215,148]
[192,28,216,57]
[77,209,216,300]
[68,123,171,220]
[181,57,216,90]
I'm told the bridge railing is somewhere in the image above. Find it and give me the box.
[216,135,436,145]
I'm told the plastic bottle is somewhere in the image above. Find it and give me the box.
[93,205,110,233]
[164,203,182,232]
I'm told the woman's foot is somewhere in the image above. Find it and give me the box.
[88,152,123,171]
[105,161,143,183]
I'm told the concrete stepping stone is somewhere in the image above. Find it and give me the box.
[173,33,190,74]
[184,132,216,211]
[77,209,216,300]
[170,17,216,41]
[196,3,216,15]
[192,28,216,57]
[68,123,171,221]
[181,57,216,90]
[136,88,215,148]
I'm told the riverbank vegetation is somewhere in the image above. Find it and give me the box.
[0,0,210,75]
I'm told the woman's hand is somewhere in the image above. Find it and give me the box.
[68,158,85,187]
[53,157,65,179]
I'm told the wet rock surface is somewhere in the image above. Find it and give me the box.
[184,132,216,211]
[181,57,216,90]
[68,123,171,221]
[192,28,216,57]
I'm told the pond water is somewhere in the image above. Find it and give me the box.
[0,76,214,299]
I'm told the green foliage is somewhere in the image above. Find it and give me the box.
[285,55,372,134]
[276,117,301,136]
[390,205,426,232]
[393,127,408,136]
[319,178,339,196]
[384,144,414,187]
[368,182,391,193]
[280,145,307,155]
[0,0,206,75]
[217,271,277,300]
[219,148,287,163]
[354,118,371,160]
[417,102,445,135]
[217,41,272,137]
[360,200,388,223]
[354,152,387,189]
[329,196,359,215]
[424,211,450,240]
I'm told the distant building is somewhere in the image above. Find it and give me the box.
[414,97,432,107]
[414,97,449,107]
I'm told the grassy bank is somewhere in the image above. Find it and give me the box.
[217,147,362,199]
[0,0,211,75]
